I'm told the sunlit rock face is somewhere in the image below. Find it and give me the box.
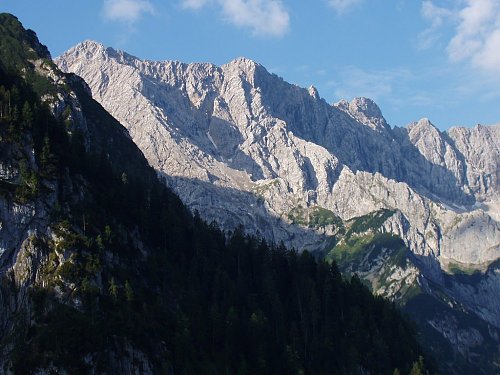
[57,43,500,366]
[57,41,499,265]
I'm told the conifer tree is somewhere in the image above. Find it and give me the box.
[108,277,118,302]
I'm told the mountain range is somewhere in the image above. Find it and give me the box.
[56,40,500,374]
[0,13,436,375]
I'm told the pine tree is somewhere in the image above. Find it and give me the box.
[21,101,32,129]
[108,277,118,302]
[409,356,426,375]
[124,280,134,302]
[40,135,58,176]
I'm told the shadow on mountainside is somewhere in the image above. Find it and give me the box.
[158,173,335,252]
[407,252,500,375]
[163,174,499,375]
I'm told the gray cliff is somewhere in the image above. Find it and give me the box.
[56,41,500,371]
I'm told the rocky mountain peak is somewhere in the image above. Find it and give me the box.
[0,13,51,61]
[228,56,258,65]
[59,40,146,71]
[223,57,261,77]
[56,40,106,72]
[308,85,320,99]
[76,39,105,52]
[70,40,106,57]
[332,97,389,131]
[407,118,441,141]
[347,97,390,131]
[333,98,349,111]
[412,117,436,130]
[349,97,382,117]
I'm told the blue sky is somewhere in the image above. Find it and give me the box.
[2,0,500,130]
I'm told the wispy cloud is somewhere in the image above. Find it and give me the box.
[102,0,155,23]
[221,0,289,37]
[420,1,500,75]
[418,1,454,49]
[181,0,289,37]
[329,66,411,102]
[326,61,500,127]
[327,0,363,14]
[182,0,210,10]
[447,0,500,73]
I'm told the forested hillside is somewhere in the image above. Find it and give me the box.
[0,13,432,374]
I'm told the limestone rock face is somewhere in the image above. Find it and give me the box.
[56,41,500,352]
[447,124,500,200]
[55,41,500,372]
[341,97,390,132]
[56,41,499,267]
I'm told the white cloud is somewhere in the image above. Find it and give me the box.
[330,66,411,102]
[328,0,363,14]
[221,0,289,37]
[182,0,210,10]
[420,1,500,74]
[102,0,155,23]
[418,1,453,49]
[447,0,500,73]
[421,1,452,24]
[181,0,289,37]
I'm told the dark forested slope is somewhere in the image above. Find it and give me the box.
[0,13,432,374]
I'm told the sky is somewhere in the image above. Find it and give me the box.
[2,0,500,130]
